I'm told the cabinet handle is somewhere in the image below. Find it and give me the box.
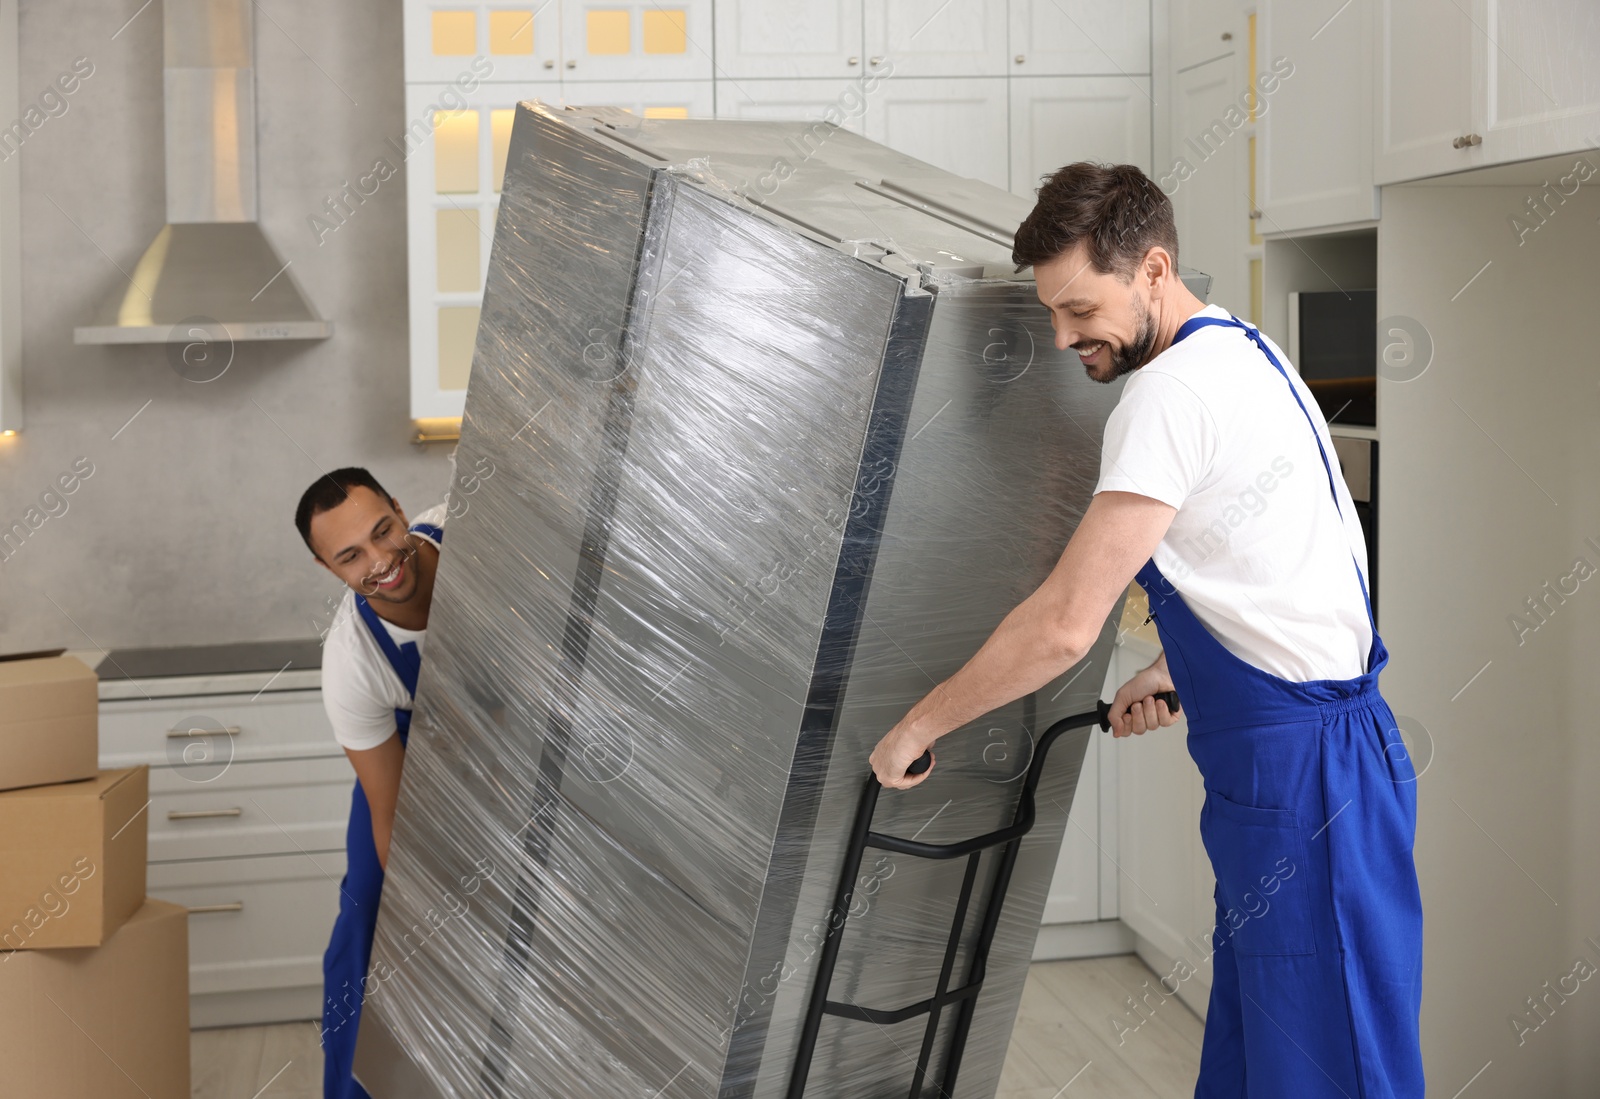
[566,59,576,69]
[167,724,241,738]
[187,902,244,915]
[167,807,244,821]
[1221,31,1233,41]
[847,56,859,65]
[1248,209,1263,220]
[543,59,554,69]
[1014,54,1026,64]
[1452,133,1483,149]
[869,56,883,66]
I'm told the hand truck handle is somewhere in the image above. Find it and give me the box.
[900,689,1179,779]
[1094,689,1181,731]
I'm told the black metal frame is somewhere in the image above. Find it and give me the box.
[785,694,1175,1099]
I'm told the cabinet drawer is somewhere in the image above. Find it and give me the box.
[148,851,346,997]
[149,755,353,862]
[100,690,343,769]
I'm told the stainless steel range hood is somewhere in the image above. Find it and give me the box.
[74,0,331,344]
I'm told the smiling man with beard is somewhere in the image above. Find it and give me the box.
[294,466,445,1099]
[870,163,1423,1099]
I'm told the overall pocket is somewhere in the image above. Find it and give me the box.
[1200,789,1316,956]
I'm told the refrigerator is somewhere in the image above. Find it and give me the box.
[352,101,1211,1099]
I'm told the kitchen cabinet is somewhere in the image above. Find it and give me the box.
[713,77,871,134]
[863,77,1010,191]
[1010,76,1154,200]
[863,0,1007,78]
[1374,0,1478,183]
[401,0,1160,432]
[713,0,865,79]
[149,852,347,1028]
[404,3,563,82]
[558,80,715,116]
[1376,0,1600,184]
[1106,623,1216,1018]
[101,681,349,1027]
[1377,164,1600,1093]
[559,0,713,82]
[1169,0,1243,72]
[404,80,562,421]
[1041,695,1107,926]
[1008,0,1150,77]
[405,1,712,83]
[1171,53,1247,316]
[1258,0,1379,232]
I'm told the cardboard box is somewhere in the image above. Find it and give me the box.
[0,767,147,949]
[0,652,98,792]
[0,897,189,1098]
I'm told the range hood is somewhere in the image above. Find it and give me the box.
[74,0,331,344]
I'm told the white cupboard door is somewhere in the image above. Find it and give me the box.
[1258,0,1378,232]
[1171,56,1246,318]
[1042,719,1102,924]
[1171,0,1242,72]
[863,78,1009,190]
[714,78,871,135]
[557,80,715,117]
[863,0,1007,78]
[1112,639,1215,1001]
[1375,0,1480,183]
[404,3,563,83]
[1480,0,1600,166]
[558,0,712,82]
[1009,76,1153,201]
[1007,0,1150,77]
[406,82,564,420]
[713,0,865,79]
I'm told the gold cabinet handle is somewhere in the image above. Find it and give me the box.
[167,807,244,821]
[187,902,244,915]
[167,724,241,738]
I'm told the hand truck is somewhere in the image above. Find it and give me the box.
[785,690,1181,1099]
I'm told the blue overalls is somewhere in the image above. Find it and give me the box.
[1134,316,1424,1098]
[320,521,442,1099]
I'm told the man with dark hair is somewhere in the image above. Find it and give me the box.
[871,162,1422,1098]
[297,467,446,1099]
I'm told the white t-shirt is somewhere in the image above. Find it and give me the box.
[320,504,446,751]
[1094,305,1373,682]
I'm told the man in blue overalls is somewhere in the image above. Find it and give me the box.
[295,467,446,1099]
[871,162,1424,1097]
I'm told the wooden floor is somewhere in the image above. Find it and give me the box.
[192,954,1202,1098]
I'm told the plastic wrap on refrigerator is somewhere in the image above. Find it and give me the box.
[352,102,1211,1099]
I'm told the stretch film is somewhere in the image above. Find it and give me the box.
[353,102,1210,1099]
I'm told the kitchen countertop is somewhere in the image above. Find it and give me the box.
[68,639,325,701]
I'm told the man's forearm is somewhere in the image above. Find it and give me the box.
[344,736,406,871]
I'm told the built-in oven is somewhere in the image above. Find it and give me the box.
[1289,289,1377,427]
[1330,431,1378,623]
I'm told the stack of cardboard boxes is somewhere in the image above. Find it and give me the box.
[0,652,190,1097]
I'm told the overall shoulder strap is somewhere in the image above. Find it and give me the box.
[354,594,422,698]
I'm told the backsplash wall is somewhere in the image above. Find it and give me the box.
[0,0,450,650]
